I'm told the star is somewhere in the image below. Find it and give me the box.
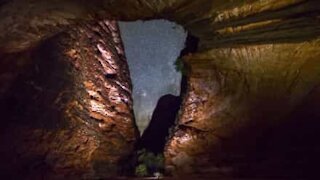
[119,20,187,133]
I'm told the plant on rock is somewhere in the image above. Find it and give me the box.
[135,149,164,177]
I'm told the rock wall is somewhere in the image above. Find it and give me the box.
[0,0,320,178]
[165,41,320,177]
[0,21,138,178]
[163,0,320,177]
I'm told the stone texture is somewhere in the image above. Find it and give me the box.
[0,21,138,178]
[0,0,320,178]
[165,41,320,177]
[163,1,320,177]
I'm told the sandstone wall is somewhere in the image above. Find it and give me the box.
[0,0,319,178]
[0,21,138,178]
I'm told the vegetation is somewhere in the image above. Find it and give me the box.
[135,164,148,177]
[135,149,165,177]
[174,57,188,75]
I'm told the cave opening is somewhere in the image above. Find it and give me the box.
[119,19,199,176]
[0,17,201,178]
[1,1,320,179]
[119,20,187,134]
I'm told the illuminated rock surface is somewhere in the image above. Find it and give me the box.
[0,21,138,178]
[0,0,320,178]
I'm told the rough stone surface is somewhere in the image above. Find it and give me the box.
[0,0,320,178]
[165,41,320,177]
[0,21,138,178]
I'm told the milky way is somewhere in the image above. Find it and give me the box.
[119,20,187,133]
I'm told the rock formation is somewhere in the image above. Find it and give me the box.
[0,0,320,178]
[139,94,182,154]
[0,21,138,178]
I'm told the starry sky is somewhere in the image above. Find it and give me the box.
[119,20,187,133]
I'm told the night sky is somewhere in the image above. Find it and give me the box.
[119,20,187,133]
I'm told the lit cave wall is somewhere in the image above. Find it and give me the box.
[119,20,187,132]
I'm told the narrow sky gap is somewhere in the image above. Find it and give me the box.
[119,20,187,133]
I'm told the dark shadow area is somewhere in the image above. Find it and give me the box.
[0,33,73,131]
[242,85,320,178]
[0,34,75,178]
[179,34,199,97]
[139,94,182,154]
[134,94,182,177]
[180,34,199,57]
[187,86,320,178]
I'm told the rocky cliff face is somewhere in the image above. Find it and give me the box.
[165,42,320,177]
[163,1,320,177]
[0,0,320,178]
[0,21,138,178]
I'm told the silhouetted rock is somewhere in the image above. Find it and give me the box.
[139,94,181,154]
[1,0,320,178]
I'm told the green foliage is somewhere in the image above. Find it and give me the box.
[135,164,148,177]
[135,149,165,177]
[174,57,188,75]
